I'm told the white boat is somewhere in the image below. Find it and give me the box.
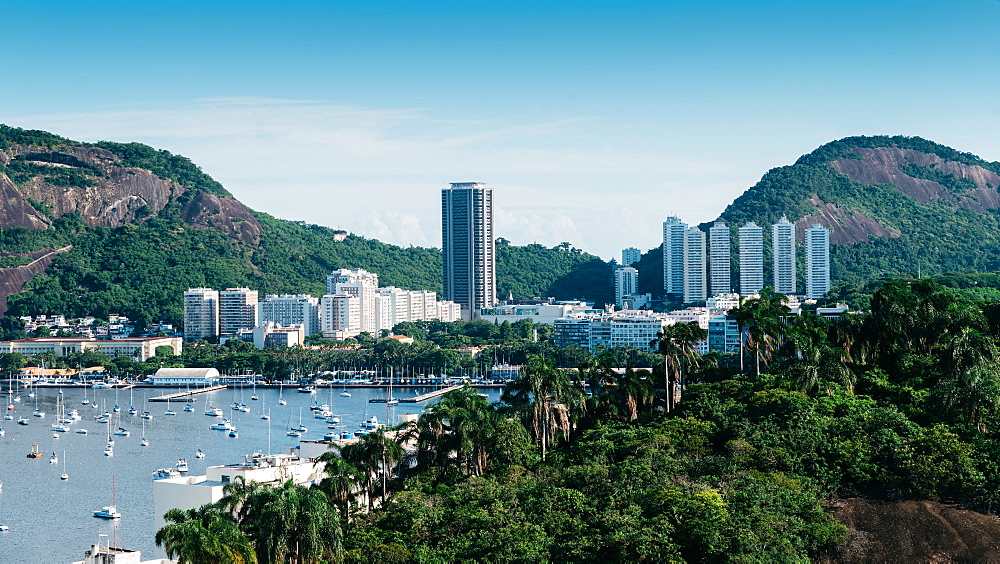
[0,525,8,531]
[195,449,205,459]
[0,428,4,436]
[76,428,88,435]
[60,451,68,480]
[183,404,194,412]
[33,410,44,418]
[153,468,180,480]
[286,429,301,437]
[113,427,130,437]
[91,382,111,389]
[176,459,189,472]
[127,406,137,415]
[210,419,233,431]
[298,385,316,394]
[140,418,149,447]
[94,476,121,518]
[140,411,153,420]
[294,408,308,432]
[205,406,223,417]
[49,452,58,464]
[68,410,81,421]
[229,428,238,438]
[17,417,28,426]
[93,505,120,519]
[164,398,176,415]
[103,446,114,457]
[340,391,352,397]
[3,414,11,420]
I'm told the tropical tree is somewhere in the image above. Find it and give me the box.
[340,428,405,508]
[652,321,707,412]
[504,355,585,460]
[155,504,256,564]
[730,287,790,377]
[317,453,364,520]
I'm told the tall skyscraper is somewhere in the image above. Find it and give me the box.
[683,227,707,303]
[614,266,639,308]
[442,182,496,320]
[183,287,219,341]
[219,288,259,337]
[772,216,797,294]
[805,224,831,299]
[662,216,687,298]
[739,221,764,296]
[621,247,641,267]
[709,221,731,296]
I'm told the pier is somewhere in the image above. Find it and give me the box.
[398,385,465,403]
[148,384,227,402]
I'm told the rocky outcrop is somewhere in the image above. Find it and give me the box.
[180,190,262,245]
[817,498,1000,563]
[0,173,49,229]
[8,144,183,227]
[0,245,73,316]
[796,196,901,245]
[829,147,1000,211]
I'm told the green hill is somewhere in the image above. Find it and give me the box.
[0,125,612,327]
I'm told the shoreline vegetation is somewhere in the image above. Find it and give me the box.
[148,280,1000,562]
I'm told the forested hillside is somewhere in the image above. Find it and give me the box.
[0,125,613,325]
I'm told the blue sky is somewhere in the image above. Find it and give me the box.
[2,0,998,259]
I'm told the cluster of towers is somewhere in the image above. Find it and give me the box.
[662,216,830,302]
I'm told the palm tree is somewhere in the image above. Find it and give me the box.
[731,287,789,377]
[317,452,363,520]
[155,504,256,564]
[777,314,855,395]
[652,321,707,412]
[504,355,585,461]
[340,428,405,508]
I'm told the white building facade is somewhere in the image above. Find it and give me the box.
[219,288,259,337]
[258,295,320,337]
[709,221,731,296]
[772,216,797,294]
[805,223,831,299]
[738,222,764,296]
[614,267,639,309]
[622,247,641,267]
[662,216,687,298]
[683,227,707,303]
[183,287,219,341]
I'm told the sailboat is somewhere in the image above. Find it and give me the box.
[93,476,121,519]
[81,387,89,405]
[295,407,307,432]
[278,383,287,405]
[127,387,137,415]
[164,397,176,416]
[140,417,149,447]
[49,451,58,464]
[250,382,258,401]
[286,410,301,437]
[60,450,68,480]
[32,393,45,418]
[195,448,205,459]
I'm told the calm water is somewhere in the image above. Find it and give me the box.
[0,385,500,563]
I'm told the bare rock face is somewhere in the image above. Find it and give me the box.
[796,196,901,245]
[7,144,183,227]
[180,190,263,245]
[829,147,1000,212]
[0,173,50,229]
[0,245,73,316]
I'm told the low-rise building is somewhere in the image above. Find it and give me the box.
[148,367,220,386]
[0,337,181,361]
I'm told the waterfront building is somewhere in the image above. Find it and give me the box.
[739,222,764,296]
[772,216,797,294]
[258,295,320,337]
[148,367,220,386]
[662,216,687,298]
[183,287,219,341]
[252,323,305,348]
[683,227,707,303]
[320,294,361,339]
[805,223,831,299]
[327,269,379,334]
[219,288,259,337]
[479,301,597,325]
[553,311,669,351]
[614,267,639,309]
[709,221,731,295]
[442,182,496,320]
[622,247,641,267]
[0,336,181,361]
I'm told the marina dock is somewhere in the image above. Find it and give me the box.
[148,384,227,402]
[397,385,464,403]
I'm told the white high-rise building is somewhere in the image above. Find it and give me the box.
[320,294,361,339]
[442,182,496,320]
[772,216,797,294]
[219,288,258,337]
[258,295,320,337]
[614,267,639,309]
[622,247,641,267]
[709,221,731,295]
[375,287,411,331]
[662,216,687,298]
[327,268,379,334]
[805,224,831,299]
[183,288,219,341]
[436,301,463,322]
[683,227,707,303]
[374,294,394,334]
[739,222,764,296]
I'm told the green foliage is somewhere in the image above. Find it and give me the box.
[94,141,231,197]
[0,124,69,150]
[496,240,613,304]
[1,158,99,188]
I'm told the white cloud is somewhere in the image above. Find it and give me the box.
[1,97,742,259]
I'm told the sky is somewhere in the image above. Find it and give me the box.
[1,0,999,260]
